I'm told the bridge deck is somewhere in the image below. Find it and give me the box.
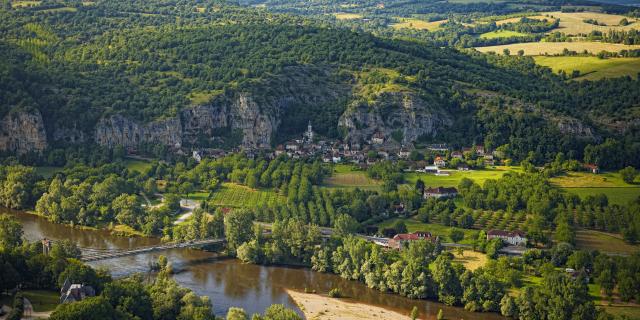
[81,238,225,262]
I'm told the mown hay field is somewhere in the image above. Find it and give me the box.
[534,56,640,80]
[480,30,530,39]
[542,11,640,35]
[475,41,640,55]
[333,12,363,20]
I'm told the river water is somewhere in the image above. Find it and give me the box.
[5,209,503,320]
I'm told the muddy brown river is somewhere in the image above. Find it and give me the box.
[5,208,503,319]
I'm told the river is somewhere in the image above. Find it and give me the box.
[5,209,503,320]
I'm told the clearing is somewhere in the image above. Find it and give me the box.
[124,158,153,173]
[391,18,447,31]
[475,41,640,55]
[534,56,640,80]
[480,30,530,39]
[209,183,282,208]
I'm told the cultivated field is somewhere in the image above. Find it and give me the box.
[493,15,552,25]
[334,12,363,20]
[575,229,640,255]
[543,11,640,35]
[534,56,640,80]
[209,183,282,208]
[391,18,447,31]
[475,41,640,55]
[11,0,41,8]
[480,30,530,39]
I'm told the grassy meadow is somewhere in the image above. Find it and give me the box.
[404,166,521,188]
[209,183,282,208]
[480,30,530,39]
[551,171,640,205]
[35,166,62,178]
[123,158,153,173]
[534,56,640,80]
[391,18,447,31]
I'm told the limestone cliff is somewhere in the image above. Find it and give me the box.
[0,110,47,155]
[338,92,452,145]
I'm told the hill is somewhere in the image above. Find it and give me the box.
[0,0,638,169]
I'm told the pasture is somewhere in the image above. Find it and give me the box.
[575,229,640,255]
[493,15,552,25]
[475,41,640,55]
[209,183,282,208]
[323,164,381,190]
[551,171,639,205]
[11,0,41,8]
[480,30,530,39]
[404,166,520,188]
[22,290,59,312]
[334,13,363,20]
[542,11,639,35]
[391,18,447,31]
[534,56,640,80]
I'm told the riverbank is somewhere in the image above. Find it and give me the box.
[286,289,413,320]
[18,209,147,238]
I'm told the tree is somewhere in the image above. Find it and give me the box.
[392,220,408,234]
[0,214,23,251]
[334,214,359,236]
[410,306,419,320]
[449,228,464,243]
[500,294,517,318]
[224,209,254,253]
[620,166,637,184]
[49,296,117,320]
[262,304,300,320]
[503,48,510,56]
[226,307,248,320]
[112,194,142,227]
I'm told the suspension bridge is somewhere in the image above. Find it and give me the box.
[45,238,226,262]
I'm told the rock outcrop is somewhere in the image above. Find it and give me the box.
[0,110,47,155]
[338,92,452,145]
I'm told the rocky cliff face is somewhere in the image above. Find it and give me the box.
[338,92,452,145]
[0,110,47,155]
[94,93,279,149]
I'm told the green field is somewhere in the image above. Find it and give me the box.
[376,217,479,244]
[480,30,530,39]
[186,192,210,202]
[323,164,381,190]
[534,56,640,81]
[22,290,59,312]
[404,166,521,188]
[209,183,282,208]
[562,187,640,206]
[391,18,447,31]
[123,158,153,173]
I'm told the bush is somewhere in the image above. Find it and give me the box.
[328,288,342,298]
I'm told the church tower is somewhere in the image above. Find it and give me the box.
[305,121,314,142]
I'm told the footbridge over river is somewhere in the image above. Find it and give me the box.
[43,238,226,262]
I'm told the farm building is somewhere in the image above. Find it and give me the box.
[487,229,527,246]
[423,187,458,199]
[388,231,437,250]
